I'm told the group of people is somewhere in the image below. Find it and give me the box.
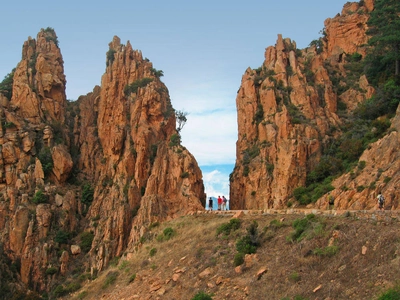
[207,192,386,211]
[208,196,228,211]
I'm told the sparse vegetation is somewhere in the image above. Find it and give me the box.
[192,291,213,300]
[43,27,59,47]
[169,133,181,147]
[106,48,116,66]
[102,271,119,289]
[216,218,241,236]
[254,103,264,124]
[287,214,319,242]
[149,247,157,257]
[81,183,94,205]
[377,286,400,300]
[128,273,136,283]
[313,245,339,257]
[48,213,400,299]
[54,230,70,244]
[124,78,153,96]
[38,146,53,177]
[180,171,189,178]
[45,267,58,275]
[32,189,48,204]
[0,69,15,99]
[150,67,164,78]
[80,231,94,253]
[175,110,188,132]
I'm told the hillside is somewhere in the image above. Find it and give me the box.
[1,0,400,298]
[60,211,400,300]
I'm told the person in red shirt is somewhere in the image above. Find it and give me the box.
[217,196,222,211]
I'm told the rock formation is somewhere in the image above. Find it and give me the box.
[73,36,205,271]
[230,0,380,209]
[0,29,205,294]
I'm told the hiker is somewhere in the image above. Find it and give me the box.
[222,196,228,210]
[217,196,222,211]
[208,197,213,211]
[377,193,385,211]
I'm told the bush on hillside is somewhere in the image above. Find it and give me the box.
[192,291,213,300]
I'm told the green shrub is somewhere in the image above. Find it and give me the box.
[80,232,94,253]
[289,271,301,282]
[77,291,88,299]
[288,214,317,242]
[236,221,260,254]
[384,176,392,184]
[128,273,136,283]
[109,256,120,266]
[169,133,181,147]
[43,27,59,47]
[149,248,157,257]
[150,68,164,78]
[180,171,189,178]
[53,285,67,298]
[102,271,119,289]
[32,190,48,204]
[242,165,250,177]
[347,52,362,63]
[106,48,116,66]
[377,287,400,300]
[3,121,16,129]
[233,252,245,266]
[236,235,257,254]
[147,222,159,230]
[216,218,241,236]
[66,282,81,293]
[54,230,70,244]
[313,245,339,257]
[81,184,94,205]
[124,78,153,96]
[0,69,15,99]
[254,103,264,124]
[45,267,58,275]
[38,147,53,177]
[192,291,213,300]
[269,219,284,230]
[294,296,309,300]
[163,227,175,240]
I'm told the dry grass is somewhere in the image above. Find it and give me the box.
[63,213,400,300]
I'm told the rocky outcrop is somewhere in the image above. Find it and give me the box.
[0,30,205,294]
[9,28,66,124]
[74,36,205,270]
[315,105,400,210]
[230,1,375,209]
[323,0,374,58]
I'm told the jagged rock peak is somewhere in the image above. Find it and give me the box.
[9,27,66,124]
[230,1,376,210]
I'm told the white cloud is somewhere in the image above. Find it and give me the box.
[181,109,237,166]
[202,169,231,198]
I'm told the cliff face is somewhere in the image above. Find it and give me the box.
[314,104,400,210]
[73,36,205,271]
[0,30,204,293]
[230,0,377,209]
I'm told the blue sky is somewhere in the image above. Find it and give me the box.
[1,0,347,198]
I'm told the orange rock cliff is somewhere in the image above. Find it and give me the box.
[0,30,205,291]
[229,0,399,210]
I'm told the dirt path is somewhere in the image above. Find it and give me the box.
[197,208,400,222]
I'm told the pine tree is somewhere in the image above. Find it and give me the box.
[367,0,400,78]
